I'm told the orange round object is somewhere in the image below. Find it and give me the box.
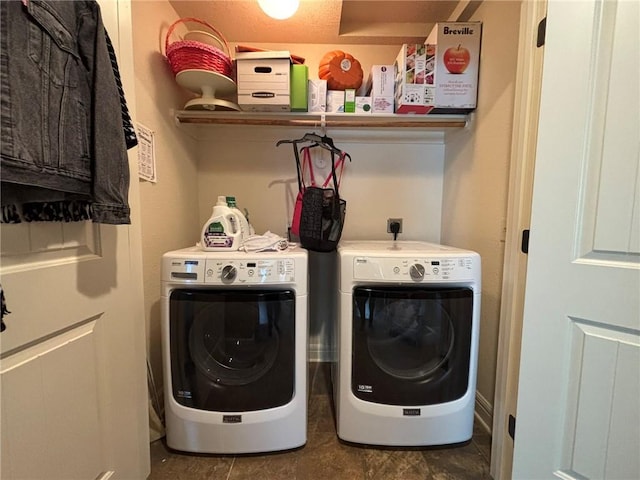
[318,50,363,91]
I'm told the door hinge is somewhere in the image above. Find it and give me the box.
[537,17,546,47]
[521,229,530,254]
[508,414,516,440]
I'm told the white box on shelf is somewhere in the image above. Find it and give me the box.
[326,90,345,113]
[308,79,327,112]
[394,44,435,114]
[366,65,395,113]
[236,50,291,112]
[355,96,372,113]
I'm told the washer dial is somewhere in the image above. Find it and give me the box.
[221,264,237,282]
[409,263,425,280]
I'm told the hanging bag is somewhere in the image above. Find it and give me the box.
[290,146,313,237]
[295,146,347,252]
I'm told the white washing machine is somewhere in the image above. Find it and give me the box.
[161,246,308,454]
[334,241,481,446]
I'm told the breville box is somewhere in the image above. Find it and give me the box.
[425,22,482,112]
[236,50,291,112]
[308,79,327,112]
[394,44,435,114]
[290,64,308,112]
[367,65,395,113]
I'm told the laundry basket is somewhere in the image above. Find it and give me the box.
[164,17,233,79]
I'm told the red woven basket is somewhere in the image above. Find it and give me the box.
[164,17,233,79]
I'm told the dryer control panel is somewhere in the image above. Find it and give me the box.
[353,256,477,283]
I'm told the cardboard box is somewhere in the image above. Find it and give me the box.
[290,64,308,111]
[344,89,356,113]
[236,51,291,112]
[425,22,482,112]
[394,44,435,114]
[326,90,344,113]
[366,65,395,113]
[355,96,372,114]
[308,79,327,112]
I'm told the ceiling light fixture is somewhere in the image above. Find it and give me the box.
[257,0,299,20]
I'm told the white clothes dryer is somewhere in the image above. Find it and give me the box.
[334,241,481,446]
[161,246,308,454]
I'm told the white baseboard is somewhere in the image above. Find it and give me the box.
[474,390,493,434]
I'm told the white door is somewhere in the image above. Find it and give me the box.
[513,0,640,478]
[0,1,149,479]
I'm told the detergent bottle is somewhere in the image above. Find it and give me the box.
[226,196,252,243]
[200,196,241,251]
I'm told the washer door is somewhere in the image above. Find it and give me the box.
[351,286,473,406]
[170,289,295,412]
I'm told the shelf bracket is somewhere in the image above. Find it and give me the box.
[320,113,326,135]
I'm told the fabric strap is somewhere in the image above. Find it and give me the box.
[301,146,346,190]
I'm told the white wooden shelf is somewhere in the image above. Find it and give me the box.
[174,110,469,129]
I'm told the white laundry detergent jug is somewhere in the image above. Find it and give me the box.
[200,196,241,251]
[226,196,252,242]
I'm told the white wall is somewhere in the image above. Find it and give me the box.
[441,1,522,429]
[131,1,201,409]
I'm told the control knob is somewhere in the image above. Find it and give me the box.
[221,264,237,282]
[409,263,425,280]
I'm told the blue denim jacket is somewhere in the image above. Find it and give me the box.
[0,0,131,224]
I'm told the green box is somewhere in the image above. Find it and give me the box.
[290,64,308,112]
[344,89,356,113]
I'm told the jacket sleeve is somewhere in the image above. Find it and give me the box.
[81,2,131,225]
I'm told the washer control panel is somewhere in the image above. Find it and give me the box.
[353,256,476,282]
[165,257,297,284]
[204,258,296,284]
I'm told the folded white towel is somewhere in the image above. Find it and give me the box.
[240,231,290,252]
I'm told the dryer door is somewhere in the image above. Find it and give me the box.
[169,289,295,412]
[351,286,473,406]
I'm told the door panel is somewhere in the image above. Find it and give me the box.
[513,0,640,478]
[1,322,102,479]
[566,323,639,478]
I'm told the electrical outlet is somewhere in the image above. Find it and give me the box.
[387,218,403,233]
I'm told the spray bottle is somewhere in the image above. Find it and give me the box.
[200,196,241,251]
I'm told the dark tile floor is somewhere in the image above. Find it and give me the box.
[148,363,492,480]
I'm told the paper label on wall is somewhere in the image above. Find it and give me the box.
[136,123,156,182]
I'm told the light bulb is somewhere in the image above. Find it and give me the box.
[258,0,299,20]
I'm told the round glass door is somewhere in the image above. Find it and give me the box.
[189,298,279,386]
[351,286,474,406]
[366,298,455,381]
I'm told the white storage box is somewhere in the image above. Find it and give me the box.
[236,51,291,112]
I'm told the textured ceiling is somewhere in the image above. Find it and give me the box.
[168,0,480,45]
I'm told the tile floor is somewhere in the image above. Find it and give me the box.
[148,362,492,480]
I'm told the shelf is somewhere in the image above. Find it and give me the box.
[174,110,469,129]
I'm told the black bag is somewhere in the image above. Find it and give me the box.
[296,147,347,252]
